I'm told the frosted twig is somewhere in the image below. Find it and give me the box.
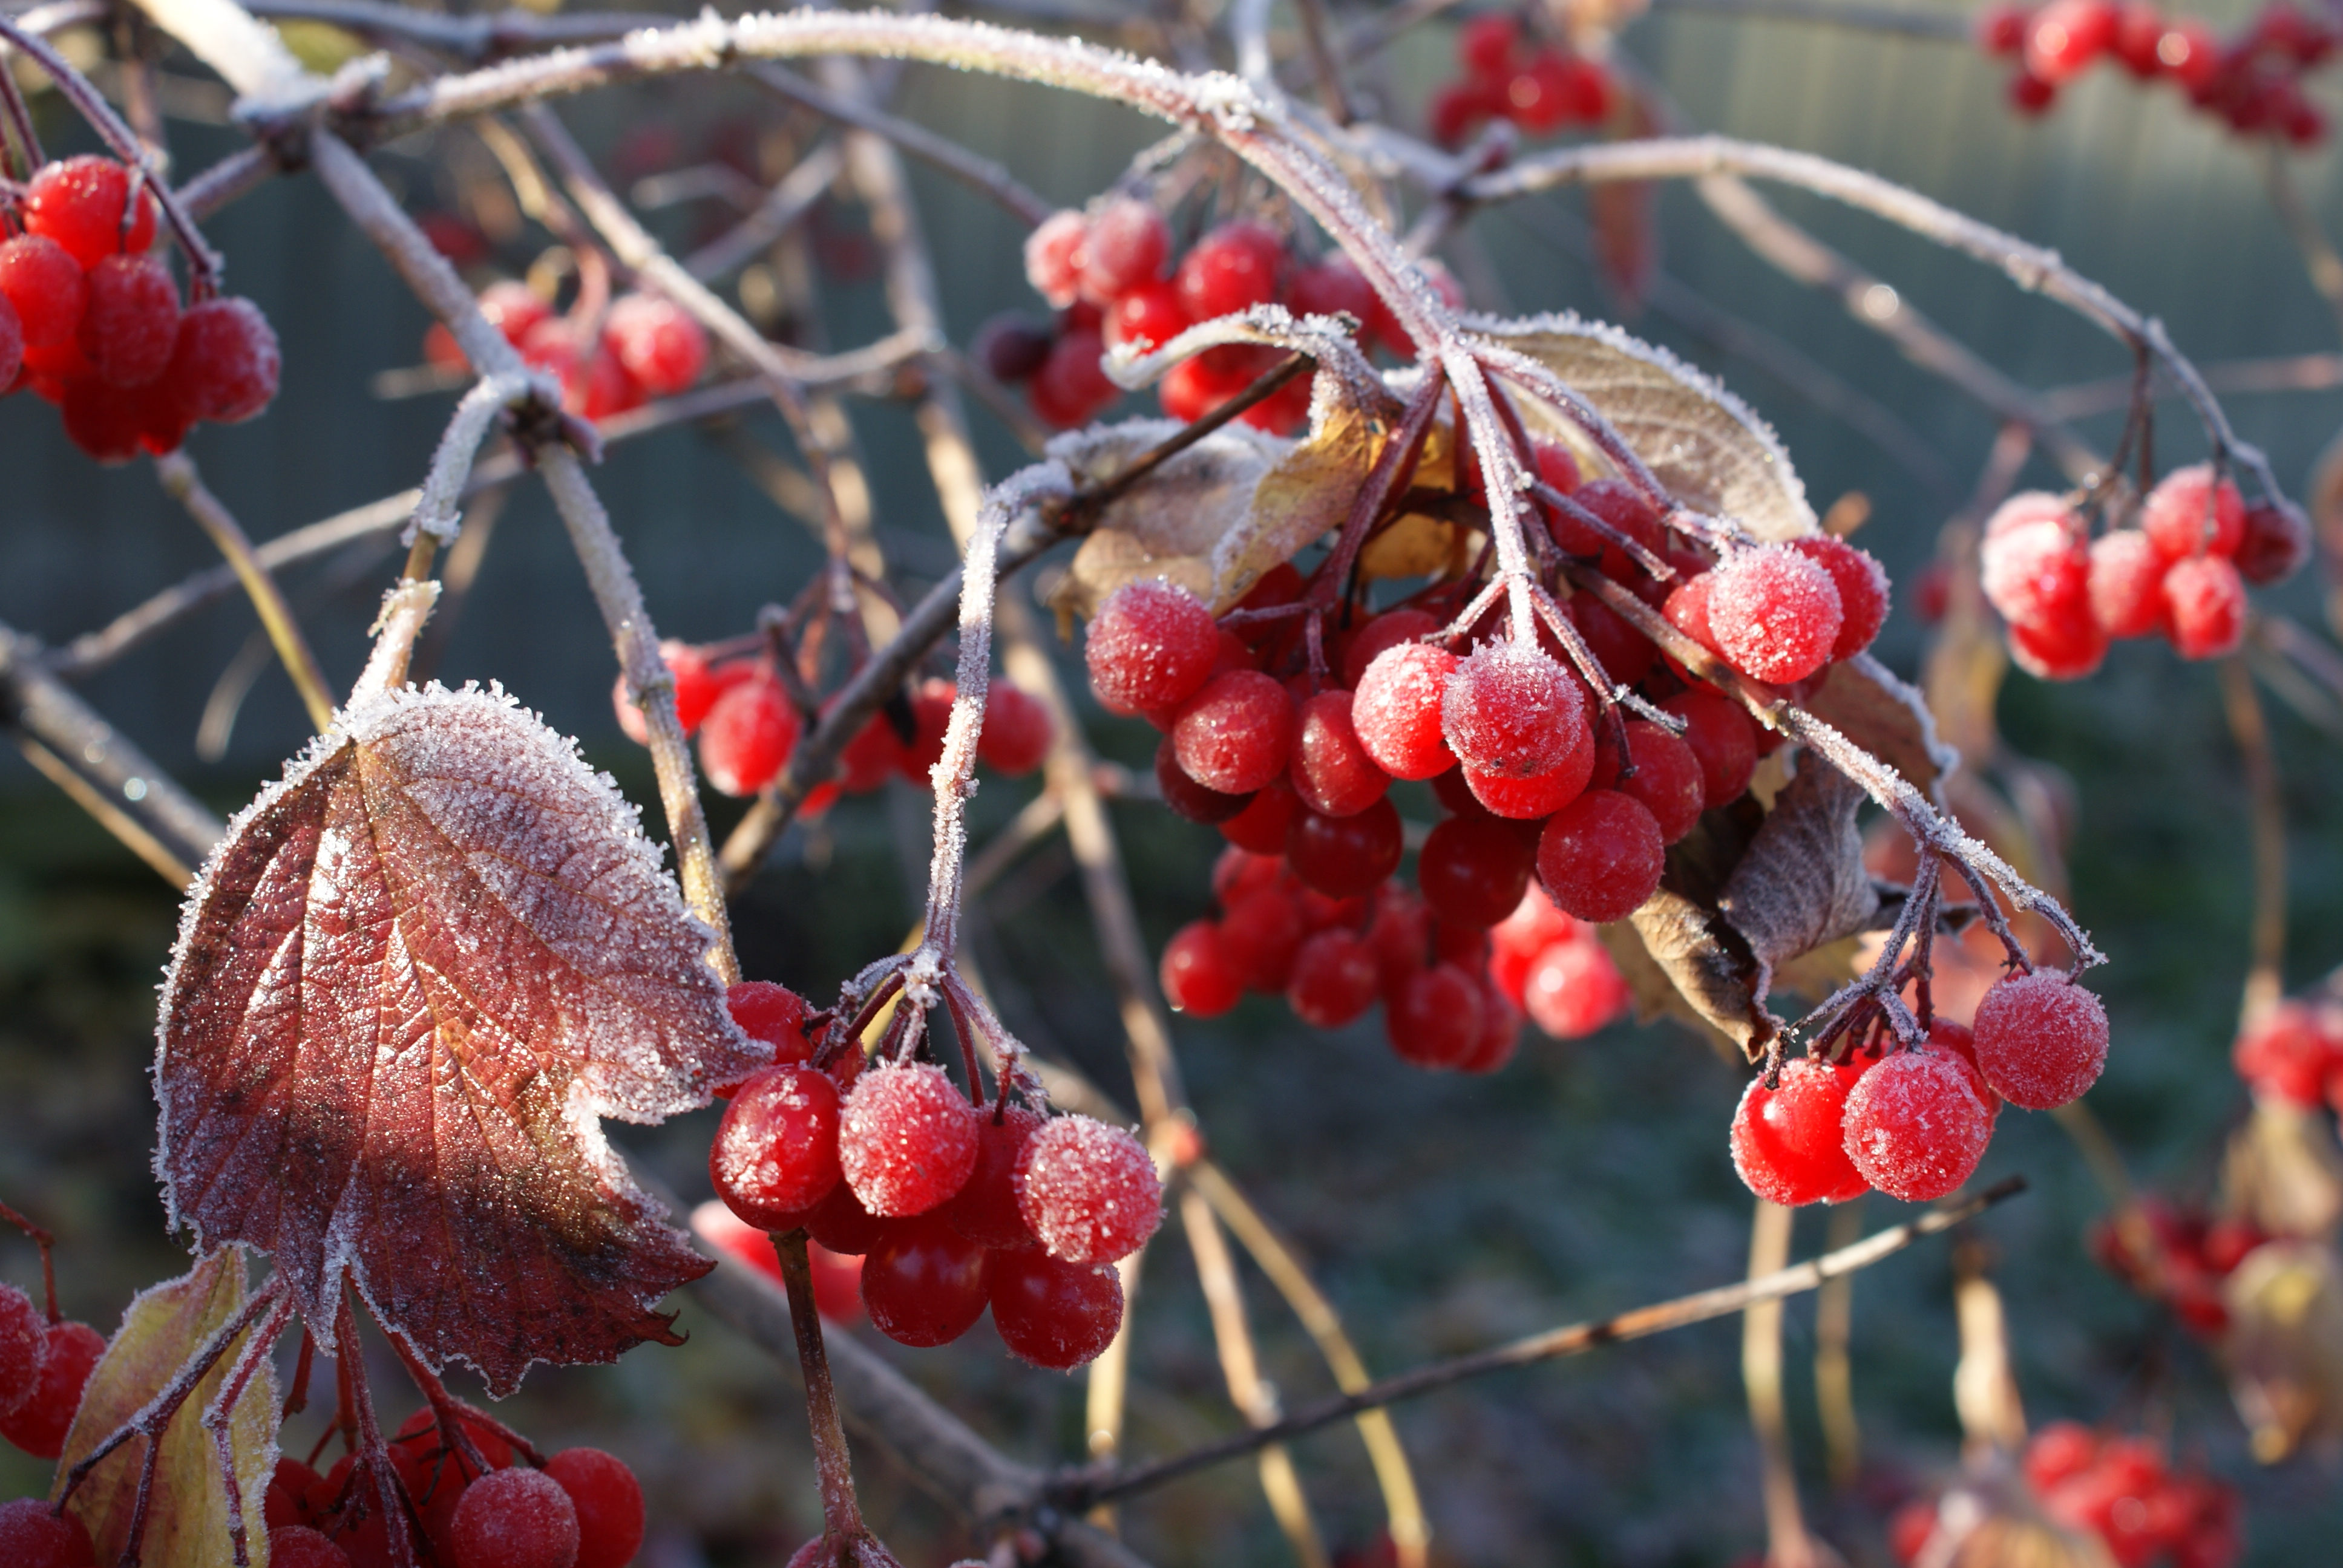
[407,372,545,547]
[203,1290,295,1566]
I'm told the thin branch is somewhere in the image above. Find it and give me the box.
[1813,1198,1864,1489]
[174,143,277,221]
[2263,144,2343,347]
[2038,351,2343,420]
[1744,1200,1820,1568]
[683,140,845,282]
[2218,656,2288,1028]
[1648,0,1971,38]
[1064,1178,2028,1510]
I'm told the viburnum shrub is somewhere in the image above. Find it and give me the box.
[0,0,2330,1564]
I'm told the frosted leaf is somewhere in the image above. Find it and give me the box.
[154,684,762,1396]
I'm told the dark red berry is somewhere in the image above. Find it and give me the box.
[0,1320,102,1460]
[860,1215,989,1347]
[1562,592,1657,686]
[266,1525,349,1568]
[1286,928,1381,1028]
[0,1285,43,1420]
[839,1063,980,1217]
[1219,781,1297,854]
[1786,536,1890,662]
[1535,789,1665,924]
[1386,962,1486,1070]
[1221,887,1306,994]
[1028,327,1119,428]
[978,681,1052,776]
[988,1248,1124,1370]
[448,1462,579,1568]
[1659,689,1758,809]
[544,1449,643,1568]
[24,157,158,269]
[804,1180,896,1257]
[1288,255,1380,333]
[1417,814,1535,928]
[79,254,181,388]
[167,297,281,423]
[1589,720,1705,844]
[1289,690,1391,817]
[941,1104,1044,1248]
[1156,734,1254,824]
[1161,920,1242,1016]
[975,313,1055,381]
[1285,797,1403,899]
[2235,501,2310,586]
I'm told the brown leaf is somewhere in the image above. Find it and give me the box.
[1622,888,1772,1059]
[2220,1101,2343,1243]
[2219,1239,2343,1462]
[156,686,761,1395]
[1801,654,1959,803]
[54,1251,277,1567]
[1719,752,1882,988]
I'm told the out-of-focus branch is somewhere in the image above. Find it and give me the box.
[2039,351,2343,420]
[1814,1198,1863,1489]
[2264,145,2343,347]
[2219,657,2288,1028]
[1649,0,1971,38]
[1745,1200,1823,1568]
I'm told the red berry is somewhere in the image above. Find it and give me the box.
[1386,962,1486,1070]
[1288,255,1380,338]
[1976,2,2030,54]
[24,157,158,269]
[1499,52,1576,134]
[2025,0,2117,82]
[602,293,707,396]
[1287,690,1391,818]
[1982,494,2091,627]
[2156,20,2220,87]
[1657,690,1755,809]
[1519,933,1630,1039]
[727,980,812,1063]
[167,297,281,423]
[978,681,1052,776]
[1786,536,1890,662]
[1028,327,1119,428]
[2140,463,2245,560]
[2087,529,2167,638]
[988,1248,1124,1370]
[79,254,181,388]
[1463,746,1593,820]
[1086,579,1219,714]
[1175,220,1286,321]
[2111,1,2164,74]
[2232,1001,2341,1107]
[1552,477,1665,570]
[976,314,1054,384]
[1156,735,1254,825]
[2008,606,2108,681]
[449,1463,580,1568]
[804,1179,897,1257]
[710,1065,844,1228]
[1221,886,1307,993]
[0,235,87,348]
[1352,642,1461,780]
[1219,780,1297,853]
[1562,592,1658,687]
[1157,354,1223,421]
[860,1215,989,1347]
[1078,198,1170,301]
[1923,1020,2003,1123]
[941,1104,1044,1248]
[1418,814,1536,928]
[0,1499,96,1568]
[2162,554,2245,660]
[2008,69,2059,113]
[1173,670,1296,795]
[2235,501,2310,586]
[477,279,551,346]
[1971,968,2109,1109]
[1016,1115,1162,1265]
[1840,1050,1993,1201]
[1286,929,1381,1028]
[0,1285,44,1420]
[1731,1057,1870,1206]
[1336,609,1436,688]
[697,674,800,795]
[1706,545,1844,685]
[614,641,728,745]
[1457,13,1521,76]
[1024,211,1088,307]
[895,676,956,782]
[1536,789,1664,924]
[0,1320,102,1460]
[2024,1420,2102,1492]
[267,1525,350,1568]
[1161,920,1242,1017]
[837,709,908,790]
[1285,797,1403,899]
[1427,80,1497,147]
[1106,280,1190,352]
[1589,720,1705,844]
[1441,640,1588,779]
[839,1062,980,1217]
[543,1450,643,1568]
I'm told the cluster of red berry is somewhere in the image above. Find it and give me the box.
[1488,884,1632,1039]
[424,279,710,420]
[1,155,280,463]
[992,198,1452,434]
[260,1414,642,1568]
[2089,1196,2267,1338]
[1979,463,2307,679]
[1732,969,2109,1204]
[1978,0,2333,143]
[612,639,1050,800]
[1427,13,1613,148]
[1892,1422,2241,1568]
[707,982,1159,1371]
[0,1285,101,1466]
[2229,990,2343,1116]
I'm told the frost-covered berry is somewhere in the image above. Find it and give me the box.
[1840,1050,1993,1201]
[0,235,87,348]
[1441,639,1588,779]
[2086,529,2166,639]
[1086,579,1217,714]
[1464,748,1592,820]
[1352,642,1461,780]
[2008,609,2108,681]
[168,297,281,423]
[1731,1057,1870,1206]
[0,1283,44,1419]
[1015,1115,1162,1266]
[989,1249,1124,1370]
[0,1499,97,1568]
[1970,969,2109,1109]
[266,1525,349,1568]
[1173,670,1295,795]
[839,1062,981,1217]
[1707,545,1844,684]
[450,1462,580,1568]
[0,1319,103,1459]
[1077,198,1171,301]
[1175,220,1286,321]
[1024,210,1087,307]
[710,1065,843,1229]
[1339,607,1441,689]
[1027,326,1119,428]
[2140,462,2245,560]
[79,253,181,388]
[1536,789,1665,924]
[1289,690,1391,818]
[1982,493,2090,628]
[2161,554,2246,660]
[1787,535,1890,662]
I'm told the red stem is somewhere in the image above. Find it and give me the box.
[770,1229,869,1547]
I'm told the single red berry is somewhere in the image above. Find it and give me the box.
[2162,554,2246,660]
[1106,280,1190,352]
[2140,463,2245,560]
[449,1463,580,1568]
[1157,354,1224,422]
[2235,501,2310,586]
[1971,968,2109,1109]
[837,708,908,790]
[1352,642,1461,780]
[978,681,1052,776]
[1016,1115,1162,1266]
[2156,20,2220,87]
[1662,572,1720,667]
[839,1062,980,1217]
[1786,536,1890,662]
[1588,720,1705,844]
[710,1065,844,1229]
[989,1248,1124,1370]
[2025,0,2117,82]
[1175,220,1287,321]
[1286,929,1381,1028]
[1156,735,1254,825]
[0,1284,44,1420]
[1457,12,1521,76]
[1288,690,1392,818]
[1563,592,1657,686]
[543,1449,643,1568]
[1706,545,1844,684]
[804,1179,897,1257]
[79,253,181,388]
[1086,579,1219,714]
[1028,327,1119,428]
[974,313,1055,383]
[0,235,87,348]
[1925,1019,2004,1122]
[1220,886,1307,994]
[2008,604,2109,681]
[613,641,729,745]
[1441,640,1588,779]
[1173,670,1296,795]
[1418,814,1536,928]
[1982,494,2092,629]
[2110,1,2164,74]
[1536,789,1664,924]
[602,293,707,396]
[1731,1057,1871,1206]
[860,1215,990,1347]
[1519,933,1630,1039]
[0,1320,103,1460]
[1288,255,1380,338]
[1840,1050,1993,1201]
[942,1103,1045,1248]
[1339,609,1440,690]
[474,279,551,347]
[1657,690,1757,809]
[2086,530,2168,638]
[2232,1002,2339,1107]
[1500,51,1577,134]
[0,1499,96,1568]
[1427,79,1497,147]
[1286,797,1403,900]
[1460,975,1524,1073]
[698,674,800,795]
[1024,210,1088,307]
[726,981,811,1068]
[267,1525,350,1568]
[167,297,281,423]
[1161,919,1243,1016]
[1386,961,1486,1070]
[1078,198,1171,301]
[24,157,158,269]
[1219,780,1297,854]
[1976,1,2030,54]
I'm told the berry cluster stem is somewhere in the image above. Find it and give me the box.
[772,1229,870,1548]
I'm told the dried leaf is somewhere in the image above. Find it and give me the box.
[1719,753,1882,985]
[1801,653,1960,803]
[54,1250,277,1568]
[1468,312,1817,540]
[2219,1239,2343,1462]
[2220,1101,2343,1243]
[156,685,761,1396]
[1622,889,1772,1058]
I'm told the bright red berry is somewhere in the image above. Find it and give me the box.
[1840,1050,1993,1201]
[697,674,799,795]
[0,1499,96,1568]
[1027,327,1119,428]
[602,293,707,396]
[1552,477,1665,572]
[940,1103,1044,1248]
[79,253,181,388]
[448,1463,579,1568]
[1024,211,1088,307]
[2007,70,2059,114]
[1786,536,1889,662]
[613,641,730,745]
[1499,51,1577,134]
[1106,280,1190,351]
[2112,1,2166,74]
[2140,463,2245,560]
[1016,1116,1161,1266]
[1418,814,1536,928]
[1078,198,1170,301]
[1706,545,1844,684]
[1386,962,1486,1070]
[1286,797,1403,900]
[1288,690,1392,818]
[2008,606,2109,681]
[2162,554,2245,660]
[24,157,158,269]
[1731,1057,1870,1206]
[1286,929,1381,1028]
[1971,968,2109,1109]
[2025,0,2117,82]
[1590,720,1705,844]
[1441,640,1588,779]
[988,1248,1124,1370]
[1976,2,2030,54]
[543,1449,643,1568]
[0,1320,102,1460]
[1175,220,1286,321]
[0,235,87,348]
[1536,789,1665,924]
[1352,642,1461,780]
[860,1215,989,1347]
[167,297,281,423]
[1173,670,1296,795]
[1519,933,1630,1039]
[1982,494,2092,625]
[1086,579,1219,714]
[1161,920,1243,1017]
[726,981,811,1065]
[2086,529,2167,638]
[2232,1001,2341,1107]
[710,1065,844,1228]
[978,681,1052,776]
[839,1063,980,1217]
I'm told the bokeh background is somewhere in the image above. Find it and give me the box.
[2,0,2342,1563]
